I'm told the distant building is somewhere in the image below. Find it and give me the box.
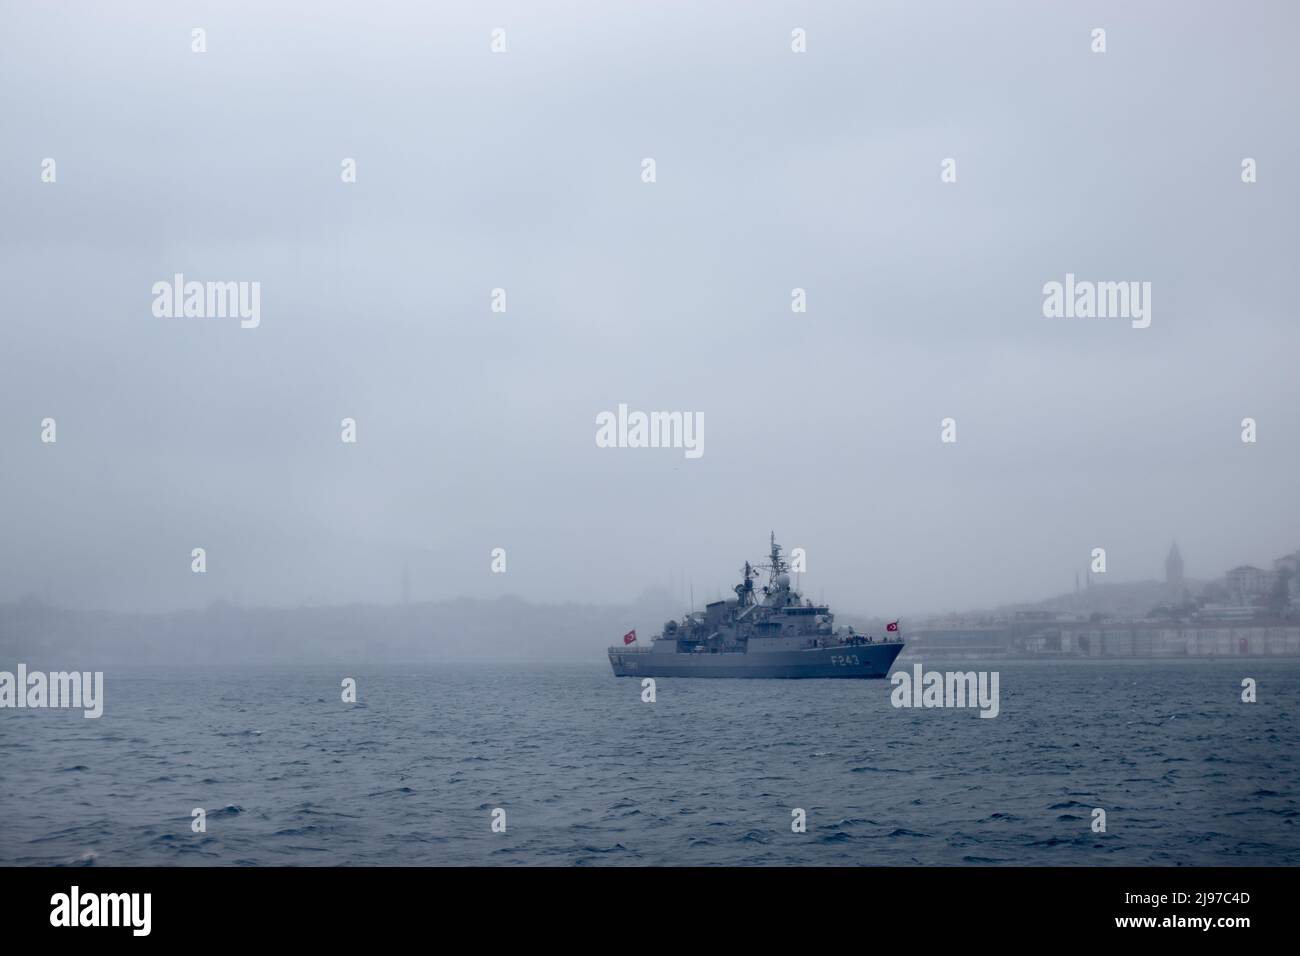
[1165,541,1184,590]
[1273,551,1300,609]
[1196,604,1257,623]
[1225,565,1274,605]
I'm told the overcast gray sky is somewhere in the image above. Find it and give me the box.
[1,1,1297,615]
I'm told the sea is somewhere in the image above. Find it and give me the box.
[1,660,1297,866]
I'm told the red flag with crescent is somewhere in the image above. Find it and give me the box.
[623,630,637,645]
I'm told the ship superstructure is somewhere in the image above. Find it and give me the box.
[608,533,904,678]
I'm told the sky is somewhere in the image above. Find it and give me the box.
[1,0,1297,616]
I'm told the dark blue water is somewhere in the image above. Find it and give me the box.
[1,661,1296,865]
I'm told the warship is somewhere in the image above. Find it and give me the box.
[608,533,904,679]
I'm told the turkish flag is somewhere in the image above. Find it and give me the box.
[886,621,899,632]
[623,630,637,645]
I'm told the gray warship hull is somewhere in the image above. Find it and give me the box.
[609,533,905,680]
[609,640,904,679]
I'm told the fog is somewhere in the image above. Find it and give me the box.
[2,0,1297,619]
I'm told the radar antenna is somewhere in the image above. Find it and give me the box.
[756,530,788,583]
[734,560,757,606]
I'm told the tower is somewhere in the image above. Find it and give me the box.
[1165,542,1184,590]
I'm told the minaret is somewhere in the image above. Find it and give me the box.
[401,561,411,605]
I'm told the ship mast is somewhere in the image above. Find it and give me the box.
[735,560,757,606]
[740,533,792,607]
[766,530,788,583]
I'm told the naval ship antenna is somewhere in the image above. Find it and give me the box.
[766,530,788,582]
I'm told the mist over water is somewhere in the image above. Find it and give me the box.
[2,2,1298,618]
